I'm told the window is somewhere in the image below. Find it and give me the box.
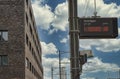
[29,42,32,51]
[26,0,28,6]
[26,13,28,25]
[30,62,32,71]
[0,31,8,41]
[0,55,8,66]
[26,34,29,45]
[30,25,33,36]
[26,58,29,68]
[29,9,33,20]
[32,66,34,73]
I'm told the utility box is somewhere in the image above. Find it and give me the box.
[78,17,118,38]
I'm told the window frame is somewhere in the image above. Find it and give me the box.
[0,30,8,41]
[0,55,8,66]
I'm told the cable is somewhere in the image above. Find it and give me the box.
[94,0,97,17]
[84,0,90,17]
[82,0,87,17]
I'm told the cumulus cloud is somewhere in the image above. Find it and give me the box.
[80,39,120,52]
[60,35,69,44]
[60,34,120,52]
[33,0,120,78]
[82,77,95,79]
[41,41,58,79]
[51,1,68,31]
[41,41,70,79]
[78,0,120,17]
[32,1,54,30]
[42,56,59,79]
[58,0,120,52]
[83,57,119,73]
[42,56,70,79]
[119,28,120,35]
[32,0,120,34]
[40,41,58,56]
[60,38,68,43]
[32,1,68,34]
[34,0,120,52]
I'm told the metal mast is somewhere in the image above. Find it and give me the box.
[58,50,62,79]
[68,0,80,79]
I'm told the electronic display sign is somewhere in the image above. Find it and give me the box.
[78,17,118,38]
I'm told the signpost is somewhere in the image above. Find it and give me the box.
[68,0,118,79]
[68,0,80,79]
[78,18,118,38]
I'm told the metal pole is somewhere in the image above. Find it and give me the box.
[68,0,80,79]
[118,69,120,79]
[51,67,53,79]
[59,50,62,79]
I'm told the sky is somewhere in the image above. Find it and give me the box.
[31,0,120,79]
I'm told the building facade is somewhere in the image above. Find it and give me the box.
[0,0,43,79]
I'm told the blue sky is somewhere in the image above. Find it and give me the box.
[31,0,120,79]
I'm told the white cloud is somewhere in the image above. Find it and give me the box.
[60,35,69,44]
[82,77,95,79]
[52,1,68,32]
[32,1,68,34]
[41,41,70,79]
[60,29,120,52]
[42,56,59,79]
[33,0,120,78]
[41,41,59,79]
[42,56,70,79]
[40,41,58,56]
[83,57,119,73]
[78,0,120,17]
[80,39,120,52]
[32,1,54,30]
[96,39,120,52]
[119,28,120,35]
[60,38,68,43]
[32,0,120,34]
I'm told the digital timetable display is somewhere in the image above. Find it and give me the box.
[84,26,109,32]
[78,18,118,38]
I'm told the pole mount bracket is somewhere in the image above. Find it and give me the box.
[69,30,80,34]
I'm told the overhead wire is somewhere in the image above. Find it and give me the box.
[84,0,90,17]
[82,0,87,17]
[94,0,97,17]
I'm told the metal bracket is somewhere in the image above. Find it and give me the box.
[68,17,79,21]
[69,30,80,34]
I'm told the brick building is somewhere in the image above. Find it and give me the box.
[0,0,43,79]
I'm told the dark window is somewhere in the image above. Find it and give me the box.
[26,58,29,68]
[30,62,32,71]
[26,0,28,6]
[0,56,1,66]
[29,9,33,20]
[0,55,8,66]
[0,31,8,41]
[29,42,32,51]
[26,34,29,46]
[32,66,34,73]
[33,21,35,28]
[30,25,32,36]
[26,14,28,25]
[32,48,34,56]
